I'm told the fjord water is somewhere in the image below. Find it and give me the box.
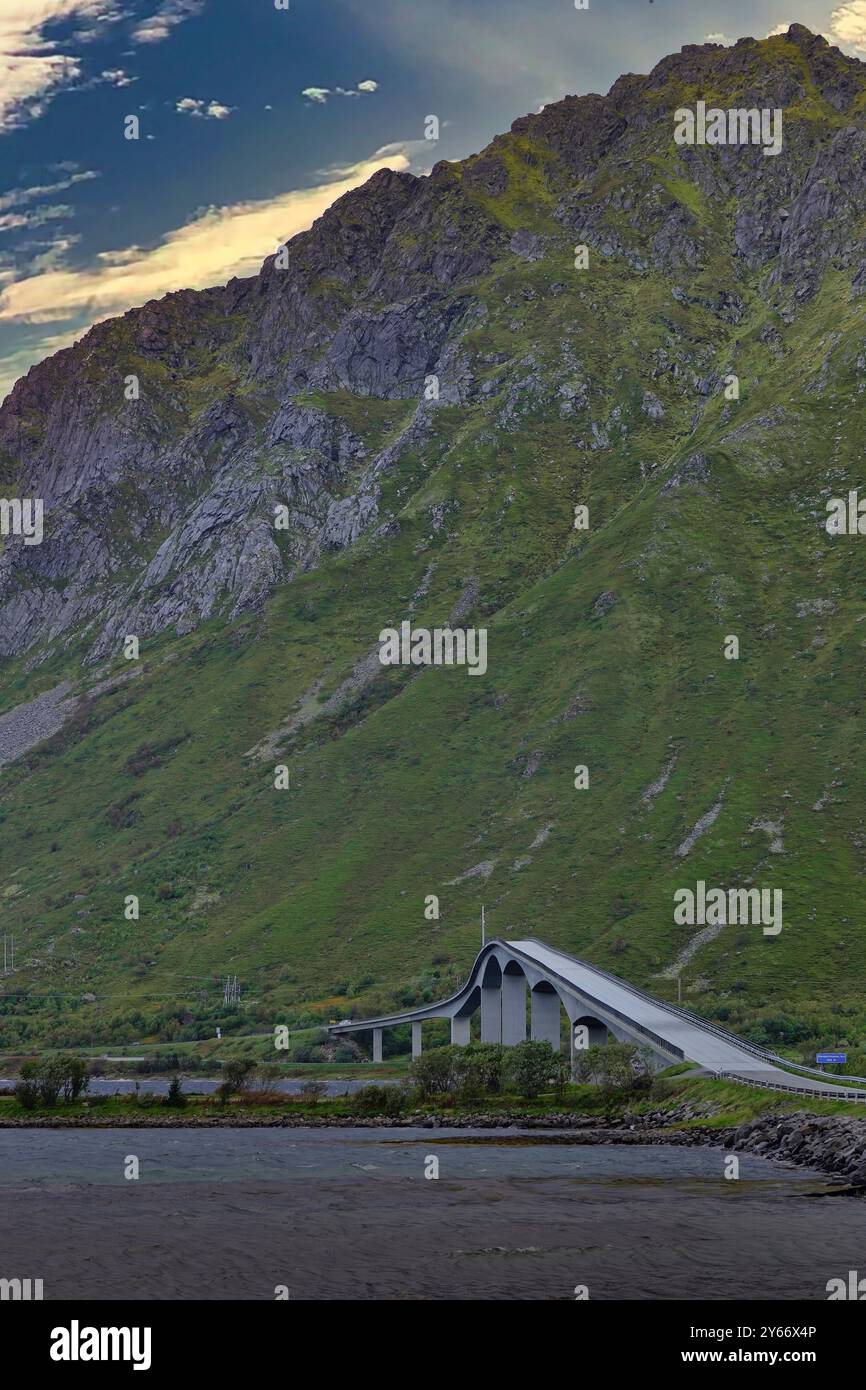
[0,1128,860,1300]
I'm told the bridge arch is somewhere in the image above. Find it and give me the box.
[529,980,564,1050]
[572,1014,609,1049]
[328,938,686,1069]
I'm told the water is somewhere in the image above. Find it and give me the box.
[0,1127,861,1300]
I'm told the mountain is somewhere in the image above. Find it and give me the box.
[0,23,864,1060]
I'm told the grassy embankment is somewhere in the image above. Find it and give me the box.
[2,1066,866,1126]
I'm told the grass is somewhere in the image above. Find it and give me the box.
[3,1069,866,1126]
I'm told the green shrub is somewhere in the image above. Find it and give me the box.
[14,1073,39,1109]
[163,1076,186,1108]
[352,1084,407,1117]
[220,1059,256,1095]
[504,1040,568,1099]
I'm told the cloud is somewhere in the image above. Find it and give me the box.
[176,97,233,119]
[827,1,866,52]
[131,0,205,45]
[0,205,72,235]
[99,68,136,88]
[766,22,792,37]
[0,146,412,329]
[705,32,732,45]
[0,1,119,131]
[301,80,380,104]
[0,170,99,216]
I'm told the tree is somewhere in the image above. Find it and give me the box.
[504,1040,560,1098]
[596,1042,643,1096]
[572,1043,603,1085]
[14,1065,40,1110]
[163,1076,186,1108]
[30,1059,67,1107]
[409,1046,461,1099]
[60,1057,90,1102]
[221,1059,256,1095]
[459,1044,504,1098]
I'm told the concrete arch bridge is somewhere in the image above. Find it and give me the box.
[328,937,866,1100]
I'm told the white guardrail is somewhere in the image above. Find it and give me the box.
[717,1071,866,1103]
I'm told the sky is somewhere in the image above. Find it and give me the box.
[0,0,864,401]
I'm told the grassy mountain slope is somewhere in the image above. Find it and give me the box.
[0,25,864,1062]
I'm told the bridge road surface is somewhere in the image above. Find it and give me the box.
[330,937,866,1102]
[506,940,855,1096]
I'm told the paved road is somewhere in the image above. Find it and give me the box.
[509,939,866,1100]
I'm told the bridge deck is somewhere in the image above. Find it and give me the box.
[328,937,866,1100]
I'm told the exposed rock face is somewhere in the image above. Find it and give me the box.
[0,25,865,665]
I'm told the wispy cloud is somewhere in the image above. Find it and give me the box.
[0,206,72,235]
[301,80,380,104]
[0,146,411,328]
[0,170,99,216]
[131,0,205,46]
[0,3,191,133]
[0,1,115,132]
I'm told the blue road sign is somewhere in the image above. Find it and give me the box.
[816,1052,847,1064]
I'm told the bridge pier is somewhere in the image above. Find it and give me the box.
[372,1027,383,1063]
[502,968,527,1045]
[451,1014,470,1046]
[481,959,502,1042]
[530,984,561,1050]
[412,1020,423,1059]
[480,984,501,1043]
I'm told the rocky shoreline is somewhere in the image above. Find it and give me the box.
[730,1111,866,1185]
[0,1110,715,1135]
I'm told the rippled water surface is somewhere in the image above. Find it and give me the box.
[0,1127,861,1300]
